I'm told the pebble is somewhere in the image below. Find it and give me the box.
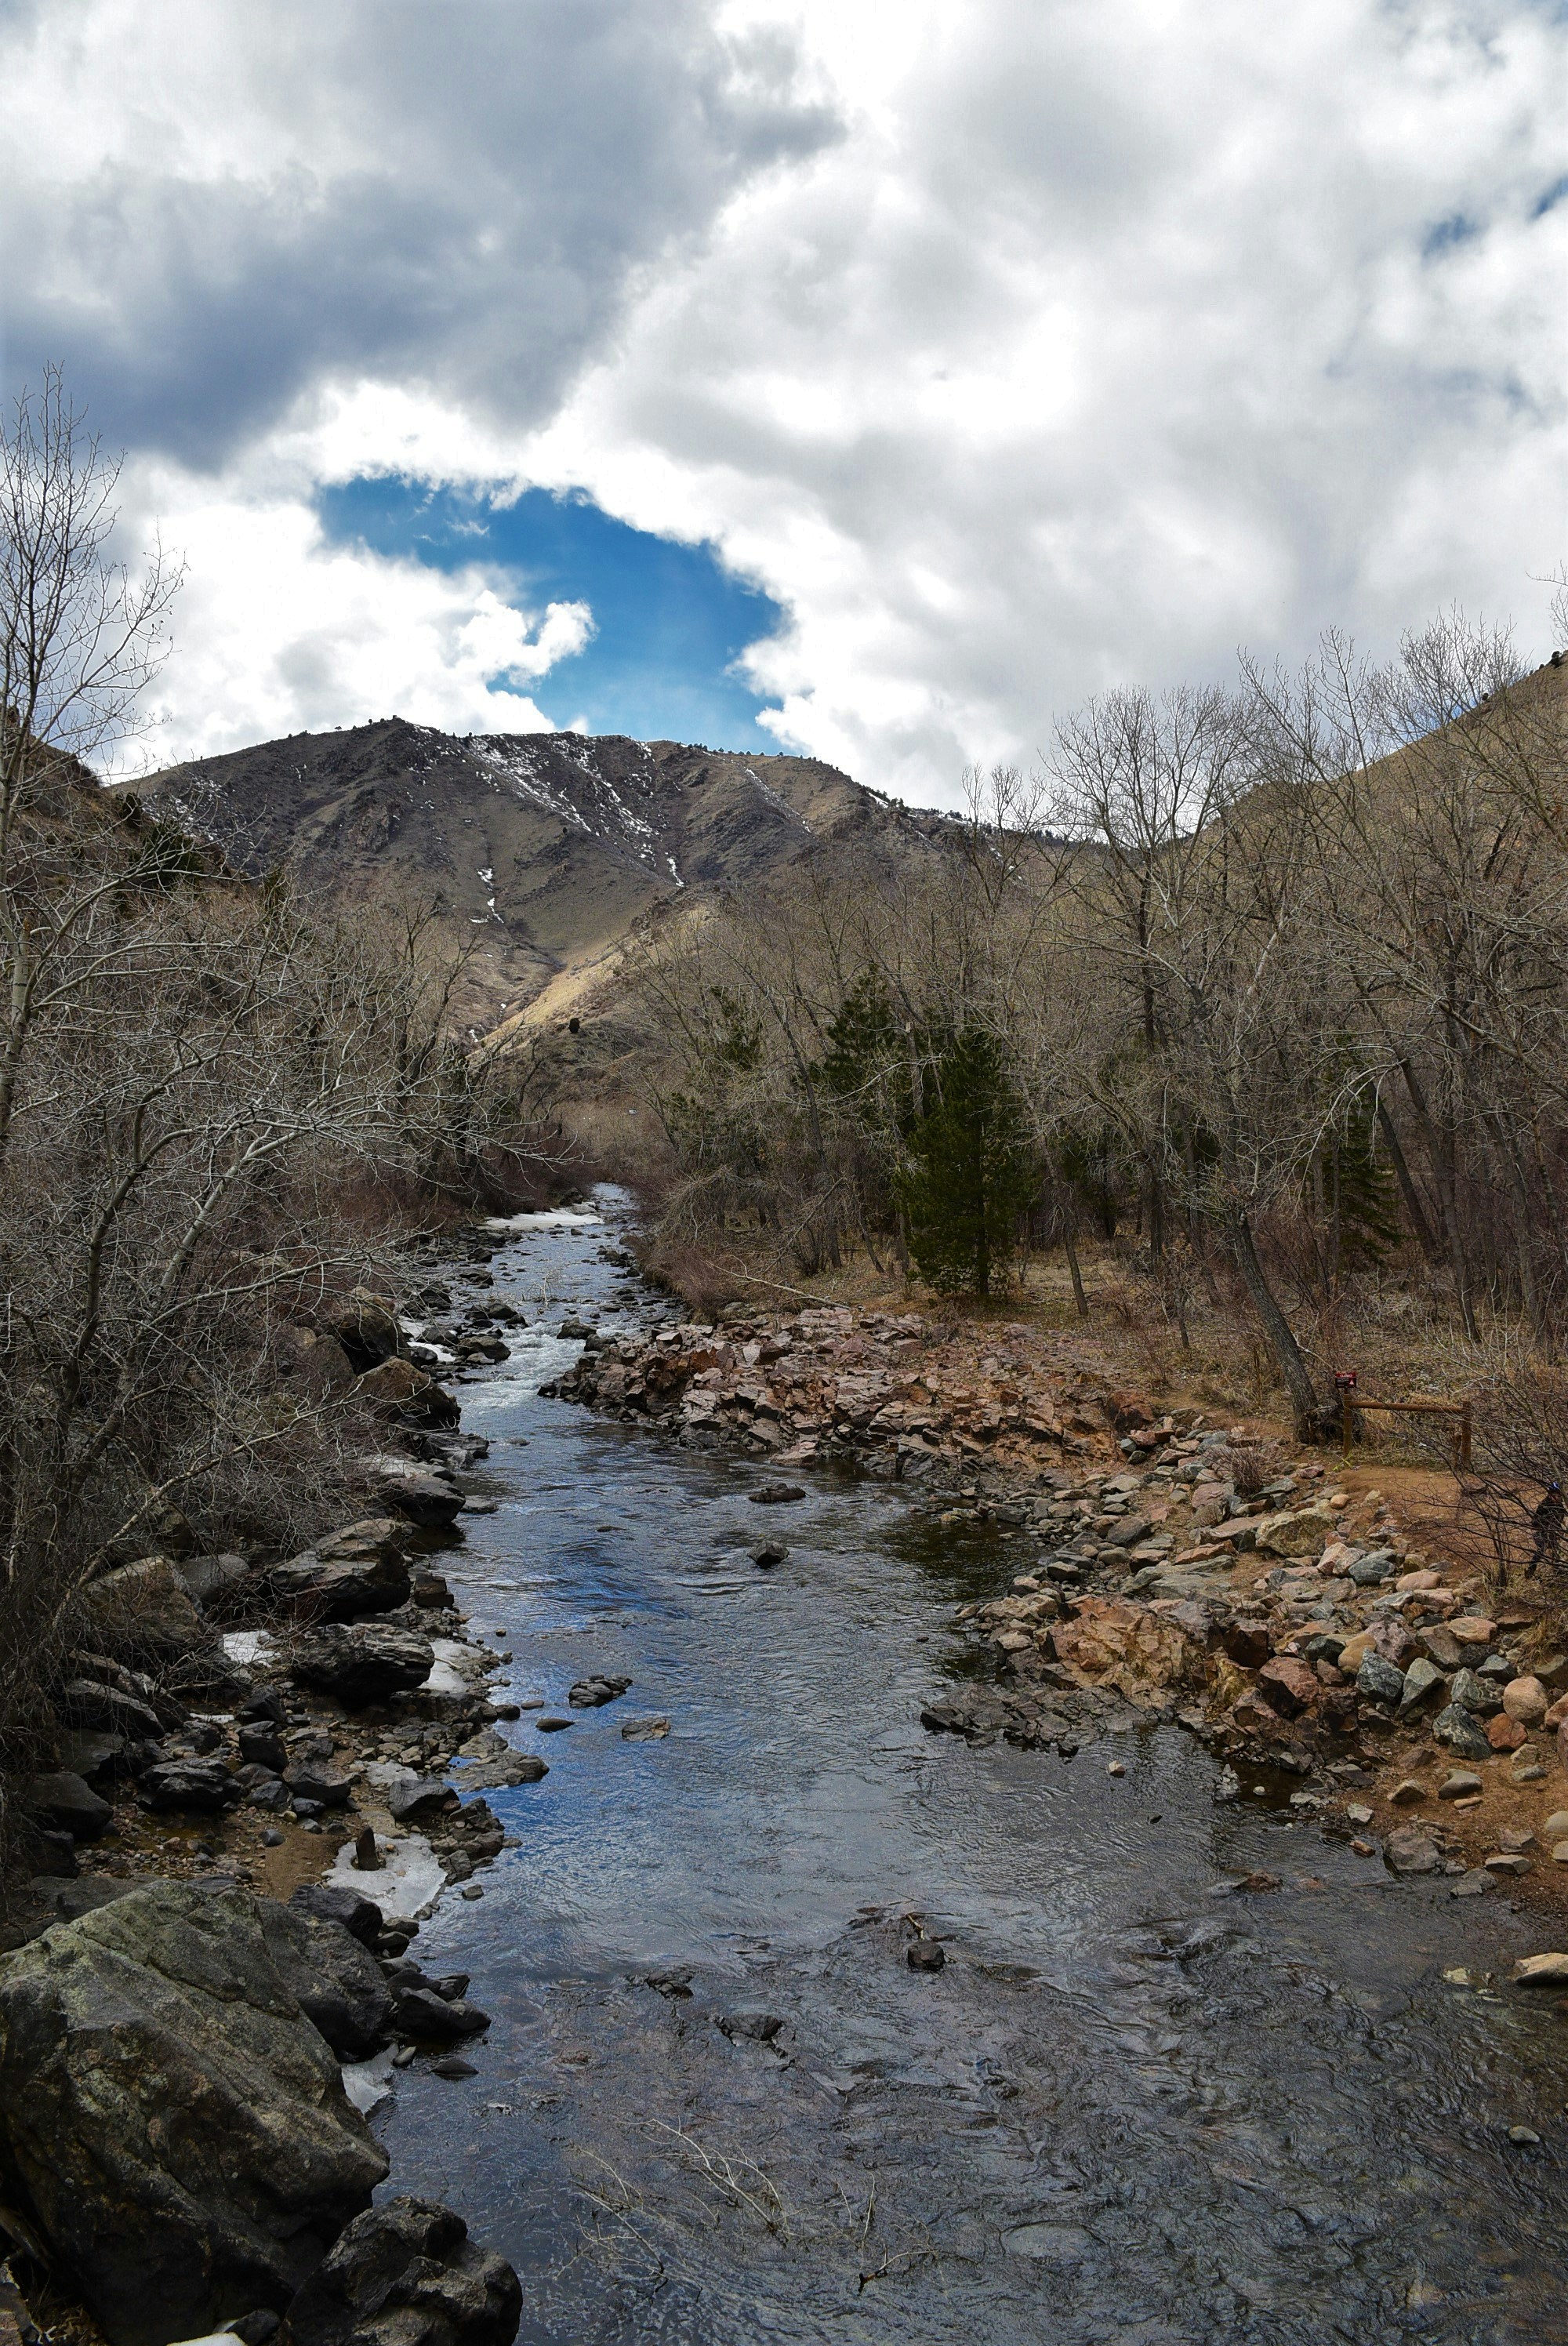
[535,1716,573,1732]
[1345,1803,1373,1825]
[260,1828,285,1847]
[1390,1781,1426,1805]
[392,2046,417,2068]
[1555,1843,1568,1866]
[1544,1811,1568,1839]
[1508,2125,1542,2146]
[1106,1761,1125,1777]
[459,1883,485,1900]
[430,2057,477,2079]
[1437,1770,1483,1800]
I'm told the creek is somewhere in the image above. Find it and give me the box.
[377,1192,1568,2345]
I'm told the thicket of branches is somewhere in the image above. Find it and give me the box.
[0,372,572,1858]
[630,610,1568,1443]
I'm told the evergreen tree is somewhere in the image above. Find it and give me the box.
[895,1026,1039,1296]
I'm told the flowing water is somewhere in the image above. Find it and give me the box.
[377,1194,1568,2345]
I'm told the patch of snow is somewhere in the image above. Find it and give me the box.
[341,2048,394,2116]
[221,1629,274,1667]
[484,1207,602,1230]
[324,1828,445,1923]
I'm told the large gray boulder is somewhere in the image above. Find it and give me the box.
[0,1883,387,2346]
[255,1902,392,2060]
[289,1622,434,1708]
[283,2196,520,2346]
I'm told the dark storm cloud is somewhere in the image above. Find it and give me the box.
[0,0,837,465]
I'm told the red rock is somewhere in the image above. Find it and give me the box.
[1223,1620,1272,1669]
[1257,1657,1319,1718]
[1486,1712,1527,1751]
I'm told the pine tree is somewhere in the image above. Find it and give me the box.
[895,1026,1038,1296]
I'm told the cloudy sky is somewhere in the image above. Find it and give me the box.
[2,0,1563,802]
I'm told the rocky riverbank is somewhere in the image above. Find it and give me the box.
[552,1301,1568,1913]
[0,1220,538,2346]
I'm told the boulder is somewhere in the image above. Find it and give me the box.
[289,1624,434,1708]
[267,1550,411,1624]
[25,1770,112,1841]
[1222,1620,1272,1670]
[57,1728,125,1785]
[282,1765,354,1810]
[1515,1952,1568,1987]
[174,1553,252,1606]
[1356,1652,1406,1706]
[287,1883,384,1951]
[256,1903,392,2061]
[0,1885,387,2345]
[238,1726,289,1773]
[1253,1506,1336,1560]
[77,1557,209,1663]
[1048,1598,1198,1698]
[140,1757,235,1813]
[1418,1624,1466,1671]
[325,1288,402,1374]
[375,1469,463,1530]
[1385,1825,1442,1875]
[273,1324,357,1400]
[1432,1703,1493,1761]
[387,1985,492,2043]
[356,1359,459,1431]
[1257,1657,1318,1718]
[1450,1667,1502,1716]
[283,2196,521,2346]
[1502,1674,1549,1726]
[1399,1658,1449,1712]
[386,1774,459,1824]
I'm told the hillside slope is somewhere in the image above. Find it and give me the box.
[120,721,939,1030]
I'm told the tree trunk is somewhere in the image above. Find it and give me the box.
[1376,1098,1441,1261]
[1228,1212,1319,1434]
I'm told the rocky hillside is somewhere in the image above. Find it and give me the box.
[118,721,944,1031]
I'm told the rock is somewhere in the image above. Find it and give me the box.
[1385,1825,1442,1875]
[1484,1853,1531,1876]
[283,1765,354,1810]
[289,1624,434,1707]
[1544,1810,1568,1839]
[57,1728,125,1785]
[0,1885,387,2345]
[1336,1630,1375,1677]
[1503,1674,1549,1725]
[1356,1651,1406,1705]
[621,1717,670,1741]
[1107,1515,1152,1549]
[535,1716,572,1733]
[325,1288,401,1373]
[282,2195,521,2346]
[1514,1952,1568,1987]
[238,1726,288,1772]
[1390,1779,1427,1803]
[567,1675,632,1708]
[386,1775,459,1824]
[355,1358,460,1430]
[1432,1705,1493,1761]
[717,2010,784,2041]
[1257,1657,1318,1718]
[176,1553,252,1605]
[77,1556,209,1663]
[1222,1620,1272,1669]
[273,1324,357,1401]
[1399,1658,1448,1712]
[748,1482,804,1505]
[267,1547,411,1624]
[1450,1667,1501,1715]
[289,1884,384,1950]
[1254,1506,1336,1559]
[376,1469,464,1530]
[1418,1625,1466,1671]
[141,1758,235,1813]
[25,1770,111,1841]
[388,1986,491,2042]
[1448,1614,1497,1645]
[1437,1768,1483,1799]
[907,1940,946,1970]
[256,1905,393,2061]
[1486,1713,1528,1752]
[751,1541,788,1567]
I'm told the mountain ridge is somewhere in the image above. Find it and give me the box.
[117,718,946,1030]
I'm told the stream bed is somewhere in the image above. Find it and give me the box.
[376,1194,1568,2345]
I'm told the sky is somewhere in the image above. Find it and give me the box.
[0,0,1563,803]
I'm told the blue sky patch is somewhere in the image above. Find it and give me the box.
[314,476,787,748]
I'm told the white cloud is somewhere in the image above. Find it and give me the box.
[122,469,592,768]
[5,0,1564,801]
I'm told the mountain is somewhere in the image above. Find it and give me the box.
[118,719,943,1031]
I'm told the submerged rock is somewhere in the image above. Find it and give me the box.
[0,1883,387,2346]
